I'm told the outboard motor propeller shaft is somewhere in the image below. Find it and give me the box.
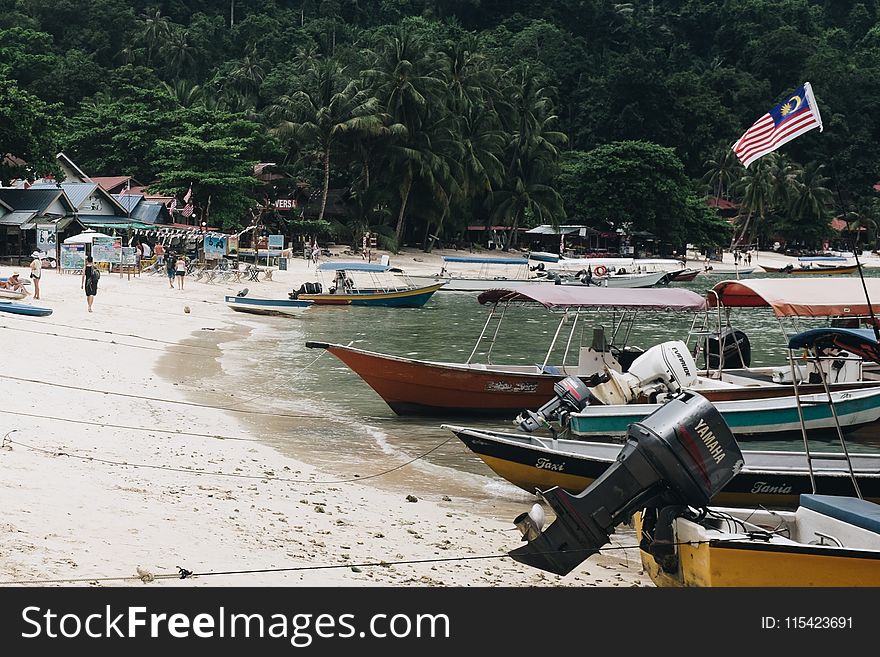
[509,391,744,576]
[516,376,592,432]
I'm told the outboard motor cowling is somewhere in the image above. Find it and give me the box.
[516,376,592,432]
[509,391,744,576]
[704,327,751,369]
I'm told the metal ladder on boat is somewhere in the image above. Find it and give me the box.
[788,345,863,499]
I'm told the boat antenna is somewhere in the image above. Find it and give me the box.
[832,163,880,340]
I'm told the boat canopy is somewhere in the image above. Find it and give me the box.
[710,278,880,317]
[799,255,848,262]
[317,262,390,272]
[477,284,707,310]
[788,327,880,363]
[442,256,529,265]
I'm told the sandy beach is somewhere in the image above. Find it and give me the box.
[0,246,665,587]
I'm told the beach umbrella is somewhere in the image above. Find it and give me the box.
[63,229,111,244]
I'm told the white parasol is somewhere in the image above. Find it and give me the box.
[63,229,111,245]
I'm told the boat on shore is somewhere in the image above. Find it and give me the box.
[406,255,540,292]
[0,288,28,300]
[224,292,312,317]
[0,300,52,317]
[445,424,880,507]
[305,285,708,415]
[295,262,444,307]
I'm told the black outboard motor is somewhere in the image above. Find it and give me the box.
[704,327,751,369]
[516,376,592,432]
[508,390,744,576]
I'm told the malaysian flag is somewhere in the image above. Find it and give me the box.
[733,82,823,168]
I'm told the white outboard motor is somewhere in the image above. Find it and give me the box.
[589,340,698,406]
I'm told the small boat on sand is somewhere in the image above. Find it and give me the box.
[0,300,52,317]
[0,288,28,300]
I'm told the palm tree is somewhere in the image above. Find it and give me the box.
[703,145,743,202]
[732,154,777,248]
[492,66,567,249]
[140,9,170,66]
[363,26,446,246]
[161,28,197,78]
[269,58,386,223]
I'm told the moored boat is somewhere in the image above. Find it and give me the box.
[445,424,880,507]
[760,262,860,275]
[296,262,444,307]
[305,285,709,415]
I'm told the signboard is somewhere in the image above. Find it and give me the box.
[268,234,284,249]
[121,246,137,266]
[36,224,57,255]
[275,199,296,211]
[227,235,239,256]
[204,234,228,259]
[92,236,122,263]
[60,243,86,271]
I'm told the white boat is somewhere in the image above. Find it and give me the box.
[0,288,27,300]
[405,255,544,292]
[225,292,313,316]
[560,269,672,288]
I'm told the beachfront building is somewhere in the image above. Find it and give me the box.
[0,186,79,264]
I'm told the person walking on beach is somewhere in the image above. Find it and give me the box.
[154,242,165,266]
[175,254,187,289]
[81,256,100,312]
[29,251,42,299]
[747,251,752,266]
[165,252,176,288]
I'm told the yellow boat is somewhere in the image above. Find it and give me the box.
[635,494,880,587]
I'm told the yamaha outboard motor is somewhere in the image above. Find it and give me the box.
[704,327,751,369]
[509,390,744,576]
[516,376,592,432]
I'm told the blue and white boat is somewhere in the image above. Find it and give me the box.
[0,300,52,317]
[225,293,313,317]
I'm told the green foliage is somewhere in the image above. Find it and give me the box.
[3,2,879,249]
[0,67,61,184]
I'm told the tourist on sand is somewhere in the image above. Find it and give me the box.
[81,256,100,312]
[747,251,752,266]
[166,252,176,288]
[154,242,165,266]
[29,251,42,299]
[175,254,187,289]
[2,272,29,295]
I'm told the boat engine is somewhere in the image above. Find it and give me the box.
[508,390,744,576]
[704,327,751,369]
[588,340,698,405]
[516,376,592,432]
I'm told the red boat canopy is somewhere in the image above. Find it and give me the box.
[477,284,707,311]
[710,278,880,317]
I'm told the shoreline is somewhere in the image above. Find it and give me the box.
[0,258,649,587]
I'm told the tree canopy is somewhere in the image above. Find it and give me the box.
[2,1,878,251]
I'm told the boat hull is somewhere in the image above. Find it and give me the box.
[0,289,27,300]
[306,343,880,416]
[224,295,312,316]
[567,388,880,440]
[306,342,566,415]
[298,283,443,307]
[447,426,880,508]
[405,275,545,292]
[635,512,880,586]
[0,301,51,317]
[760,264,860,275]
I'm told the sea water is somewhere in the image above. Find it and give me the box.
[213,271,880,512]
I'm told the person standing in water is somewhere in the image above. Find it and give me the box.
[81,256,100,312]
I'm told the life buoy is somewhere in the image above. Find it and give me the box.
[594,265,607,276]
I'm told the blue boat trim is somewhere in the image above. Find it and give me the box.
[441,256,529,265]
[317,262,390,272]
[0,301,52,317]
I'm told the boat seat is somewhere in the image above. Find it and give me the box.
[800,494,880,535]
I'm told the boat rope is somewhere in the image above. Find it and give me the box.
[0,409,259,443]
[0,535,767,586]
[0,322,227,359]
[0,314,253,353]
[0,373,321,419]
[4,433,456,485]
